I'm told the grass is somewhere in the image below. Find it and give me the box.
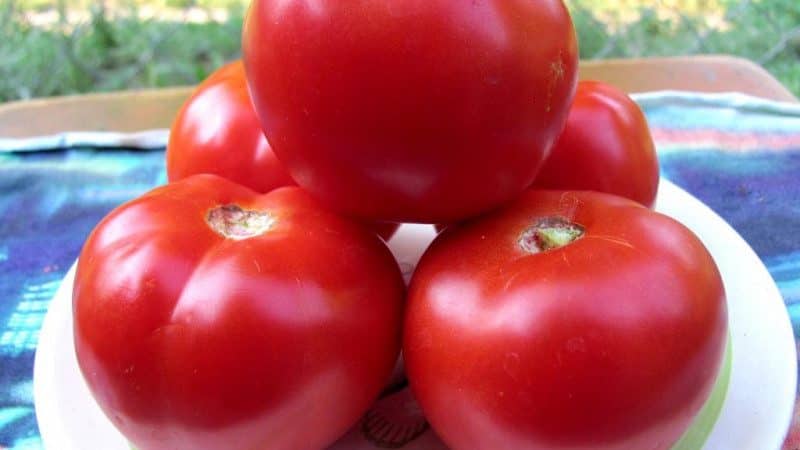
[0,2,244,100]
[1,0,799,102]
[569,0,800,92]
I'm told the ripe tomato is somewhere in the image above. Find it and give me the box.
[404,190,727,450]
[73,175,406,450]
[533,80,660,208]
[166,60,295,194]
[165,61,399,240]
[243,0,578,223]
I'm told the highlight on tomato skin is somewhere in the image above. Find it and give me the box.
[165,60,399,240]
[73,174,406,450]
[166,60,295,194]
[404,189,728,450]
[243,0,580,224]
[533,80,661,208]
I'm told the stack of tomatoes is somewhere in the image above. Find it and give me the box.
[73,2,728,450]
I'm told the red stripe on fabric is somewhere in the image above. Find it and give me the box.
[651,128,800,152]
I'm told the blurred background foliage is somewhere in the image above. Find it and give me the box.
[1,0,799,102]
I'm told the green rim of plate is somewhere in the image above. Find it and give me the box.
[671,333,733,450]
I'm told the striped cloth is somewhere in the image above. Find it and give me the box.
[0,91,798,449]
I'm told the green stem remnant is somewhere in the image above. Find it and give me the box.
[519,216,584,253]
[206,204,274,240]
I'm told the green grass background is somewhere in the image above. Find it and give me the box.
[1,0,799,102]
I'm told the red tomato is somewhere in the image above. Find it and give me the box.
[73,175,406,450]
[404,190,727,450]
[165,61,399,240]
[166,60,294,194]
[243,0,578,223]
[533,80,660,208]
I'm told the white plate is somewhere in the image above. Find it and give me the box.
[34,179,796,450]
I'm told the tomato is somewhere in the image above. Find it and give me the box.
[533,80,660,208]
[165,61,399,240]
[404,190,727,450]
[166,60,295,194]
[73,175,406,450]
[243,0,578,223]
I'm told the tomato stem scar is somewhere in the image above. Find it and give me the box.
[206,204,274,240]
[519,216,584,253]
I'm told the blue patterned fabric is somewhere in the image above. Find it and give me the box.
[0,92,799,449]
[0,148,166,449]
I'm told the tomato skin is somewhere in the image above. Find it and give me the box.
[166,60,295,194]
[73,175,406,450]
[404,190,727,450]
[243,0,578,223]
[165,61,399,240]
[533,81,660,208]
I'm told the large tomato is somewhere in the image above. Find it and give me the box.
[165,61,399,240]
[166,60,294,194]
[533,80,660,208]
[243,0,578,223]
[404,190,727,450]
[73,175,405,450]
